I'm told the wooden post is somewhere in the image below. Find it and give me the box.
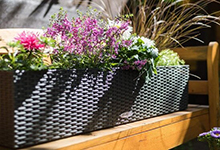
[207,42,220,127]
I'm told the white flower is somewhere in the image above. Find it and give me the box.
[122,25,132,40]
[132,36,140,44]
[140,37,158,55]
[107,19,121,28]
[152,47,159,56]
[55,34,62,44]
[131,36,158,55]
[107,18,133,40]
[140,37,155,47]
[42,47,54,54]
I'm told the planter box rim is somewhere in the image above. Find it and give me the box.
[0,65,189,72]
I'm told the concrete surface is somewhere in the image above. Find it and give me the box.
[0,0,127,28]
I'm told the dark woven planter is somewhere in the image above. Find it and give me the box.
[0,66,189,149]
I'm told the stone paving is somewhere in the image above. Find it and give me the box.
[0,0,127,28]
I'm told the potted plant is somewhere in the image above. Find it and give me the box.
[0,8,189,149]
[198,127,220,150]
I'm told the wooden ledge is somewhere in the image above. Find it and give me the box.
[0,105,208,150]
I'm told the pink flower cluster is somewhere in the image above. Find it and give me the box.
[123,60,147,70]
[45,13,132,61]
[15,31,45,51]
[134,60,147,70]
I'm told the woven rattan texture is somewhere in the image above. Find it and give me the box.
[0,66,189,148]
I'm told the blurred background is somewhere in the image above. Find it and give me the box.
[0,0,219,45]
[0,0,126,28]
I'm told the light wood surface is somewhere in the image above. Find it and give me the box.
[86,114,208,150]
[172,46,208,61]
[207,42,220,127]
[188,80,208,95]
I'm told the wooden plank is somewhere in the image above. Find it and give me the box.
[16,106,208,150]
[86,114,209,150]
[188,80,208,95]
[0,49,8,54]
[0,28,42,41]
[207,42,220,127]
[172,46,208,61]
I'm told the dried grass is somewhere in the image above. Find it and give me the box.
[121,0,220,49]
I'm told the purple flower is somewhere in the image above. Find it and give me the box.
[210,130,220,138]
[134,60,147,70]
[122,65,130,70]
[134,60,147,66]
[199,132,210,137]
[44,9,137,68]
[213,127,220,131]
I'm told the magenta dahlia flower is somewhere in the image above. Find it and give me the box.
[15,31,45,51]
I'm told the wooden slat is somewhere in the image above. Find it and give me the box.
[188,80,208,95]
[172,46,208,61]
[0,49,8,54]
[207,42,220,127]
[12,105,209,150]
[86,114,209,150]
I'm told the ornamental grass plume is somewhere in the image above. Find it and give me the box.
[198,127,220,150]
[121,0,220,50]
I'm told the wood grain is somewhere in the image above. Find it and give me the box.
[86,114,209,150]
[188,80,208,95]
[172,46,208,61]
[12,105,209,150]
[207,42,220,127]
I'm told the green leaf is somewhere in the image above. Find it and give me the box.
[133,54,139,60]
[110,63,118,66]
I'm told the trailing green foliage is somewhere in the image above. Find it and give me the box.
[0,42,47,71]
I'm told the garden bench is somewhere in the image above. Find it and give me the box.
[0,29,219,150]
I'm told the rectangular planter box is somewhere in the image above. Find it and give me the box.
[0,66,189,149]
